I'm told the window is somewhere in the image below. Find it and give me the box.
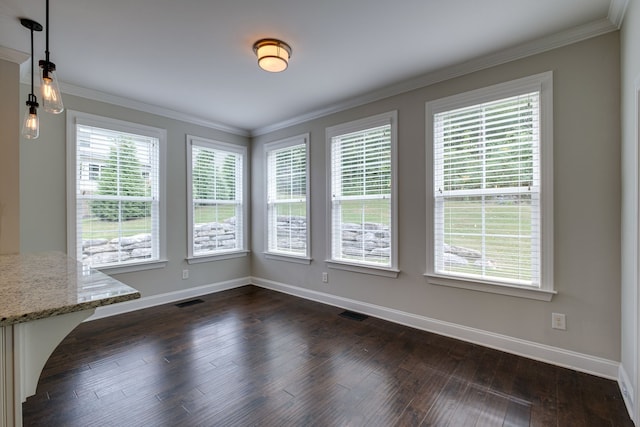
[326,111,398,277]
[67,111,167,272]
[426,72,554,300]
[264,134,310,262]
[186,135,248,262]
[88,163,101,181]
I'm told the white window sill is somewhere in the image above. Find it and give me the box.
[326,260,400,278]
[425,273,556,301]
[264,252,312,265]
[187,250,249,264]
[98,259,168,275]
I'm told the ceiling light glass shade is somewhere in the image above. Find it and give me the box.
[39,61,64,114]
[253,39,291,73]
[22,102,39,140]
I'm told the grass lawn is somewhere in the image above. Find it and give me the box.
[81,216,152,241]
[337,199,390,225]
[82,205,239,240]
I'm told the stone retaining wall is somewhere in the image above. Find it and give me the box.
[83,216,491,268]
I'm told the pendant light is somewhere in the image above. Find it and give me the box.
[20,18,43,140]
[39,0,64,114]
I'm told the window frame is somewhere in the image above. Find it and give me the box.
[425,72,555,301]
[325,111,399,278]
[263,133,311,264]
[66,110,167,274]
[186,135,249,263]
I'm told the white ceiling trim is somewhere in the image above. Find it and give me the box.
[57,83,250,137]
[608,0,629,28]
[0,46,29,65]
[252,17,618,136]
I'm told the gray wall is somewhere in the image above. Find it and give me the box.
[252,33,621,361]
[621,0,640,420]
[19,91,252,298]
[0,58,21,254]
[8,27,624,372]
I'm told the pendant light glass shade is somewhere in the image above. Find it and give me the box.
[39,60,64,113]
[22,101,40,139]
[39,0,64,114]
[20,18,42,140]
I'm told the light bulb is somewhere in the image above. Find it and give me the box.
[39,61,64,114]
[22,104,39,139]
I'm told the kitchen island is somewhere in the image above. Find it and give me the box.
[0,252,140,427]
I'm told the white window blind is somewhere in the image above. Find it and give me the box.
[74,123,160,268]
[433,91,541,287]
[330,119,394,268]
[266,139,308,256]
[190,142,244,256]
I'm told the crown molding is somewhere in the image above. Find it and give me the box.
[56,83,251,137]
[608,0,629,28]
[251,17,618,136]
[0,45,29,65]
[9,49,249,137]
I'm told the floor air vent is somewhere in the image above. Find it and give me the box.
[175,299,204,308]
[339,310,369,321]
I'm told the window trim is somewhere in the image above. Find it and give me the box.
[425,71,554,299]
[66,110,167,274]
[186,135,249,263]
[263,133,311,264]
[325,111,399,278]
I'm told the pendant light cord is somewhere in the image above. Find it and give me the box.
[45,0,50,64]
[30,23,35,98]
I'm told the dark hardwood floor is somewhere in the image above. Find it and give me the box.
[23,286,632,426]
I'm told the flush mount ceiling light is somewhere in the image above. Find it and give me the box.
[253,39,292,73]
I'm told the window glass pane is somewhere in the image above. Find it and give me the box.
[330,119,393,268]
[332,199,391,265]
[191,142,243,256]
[436,194,535,283]
[266,140,308,256]
[271,202,307,253]
[75,123,159,268]
[433,91,541,287]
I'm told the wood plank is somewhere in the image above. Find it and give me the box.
[21,286,633,426]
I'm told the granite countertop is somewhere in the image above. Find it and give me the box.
[0,251,141,326]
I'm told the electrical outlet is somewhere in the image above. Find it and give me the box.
[182,269,189,280]
[322,272,328,283]
[552,313,566,330]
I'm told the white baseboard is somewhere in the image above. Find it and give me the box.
[251,276,620,380]
[85,275,621,381]
[619,364,637,423]
[86,277,252,321]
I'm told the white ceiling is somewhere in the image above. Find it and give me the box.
[0,0,624,135]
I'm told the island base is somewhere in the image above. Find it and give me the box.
[1,309,95,427]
